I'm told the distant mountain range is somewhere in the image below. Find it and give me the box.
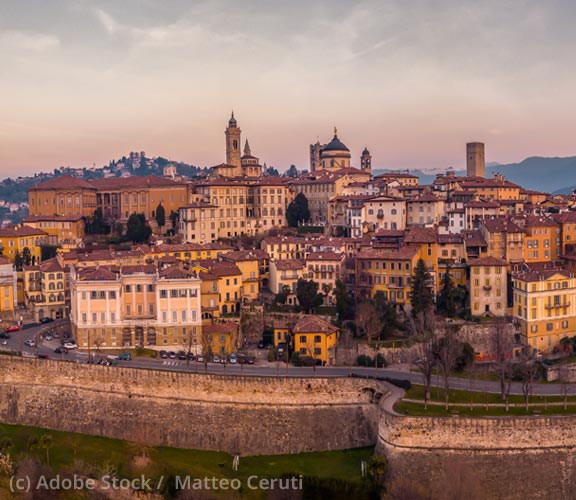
[374,156,576,195]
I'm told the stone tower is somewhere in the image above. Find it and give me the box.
[361,147,372,172]
[467,142,485,178]
[309,141,323,172]
[225,112,242,168]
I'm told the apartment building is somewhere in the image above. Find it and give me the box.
[70,263,202,351]
[468,256,508,317]
[513,269,576,353]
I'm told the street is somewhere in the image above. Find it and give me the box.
[2,323,576,397]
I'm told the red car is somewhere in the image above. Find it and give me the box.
[5,325,20,332]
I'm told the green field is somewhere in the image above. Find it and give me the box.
[395,384,576,417]
[0,423,378,499]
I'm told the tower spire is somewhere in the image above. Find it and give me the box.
[244,139,251,156]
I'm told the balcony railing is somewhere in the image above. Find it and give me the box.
[545,302,570,309]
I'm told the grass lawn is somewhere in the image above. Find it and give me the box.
[404,384,576,405]
[395,401,576,417]
[0,423,374,498]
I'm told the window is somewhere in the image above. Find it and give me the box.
[299,336,306,343]
[82,313,87,324]
[314,335,321,343]
[99,291,106,299]
[90,291,97,299]
[125,285,131,293]
[314,348,322,355]
[148,284,154,292]
[109,291,116,299]
[136,284,142,293]
[160,290,167,298]
[546,322,553,331]
[170,290,178,298]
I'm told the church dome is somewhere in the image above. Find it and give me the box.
[228,112,237,127]
[322,133,350,152]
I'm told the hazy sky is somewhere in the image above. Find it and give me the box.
[1,0,575,176]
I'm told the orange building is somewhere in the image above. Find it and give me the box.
[29,175,188,223]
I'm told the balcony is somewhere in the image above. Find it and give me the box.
[545,302,570,309]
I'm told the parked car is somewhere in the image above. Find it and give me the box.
[37,354,49,359]
[117,353,131,361]
[245,356,255,365]
[196,355,205,363]
[212,355,221,363]
[229,354,237,364]
[257,341,265,349]
[52,332,60,339]
[177,351,187,360]
[63,341,78,350]
[168,351,177,359]
[187,352,195,360]
[44,334,53,341]
[24,339,36,347]
[40,317,54,324]
[53,346,68,354]
[160,350,168,359]
[0,332,11,339]
[5,325,20,333]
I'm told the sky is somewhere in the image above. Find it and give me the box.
[1,0,576,177]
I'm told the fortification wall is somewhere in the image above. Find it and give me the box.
[378,411,576,500]
[0,357,385,455]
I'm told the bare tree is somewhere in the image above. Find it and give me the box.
[559,360,570,410]
[357,300,383,343]
[517,352,539,410]
[407,310,436,409]
[435,327,462,410]
[491,319,513,409]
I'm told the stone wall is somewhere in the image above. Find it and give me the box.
[0,357,385,456]
[378,410,576,500]
[336,321,515,366]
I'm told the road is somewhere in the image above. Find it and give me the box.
[2,322,576,397]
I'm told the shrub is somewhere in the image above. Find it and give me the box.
[267,348,276,363]
[356,355,375,367]
[375,353,386,368]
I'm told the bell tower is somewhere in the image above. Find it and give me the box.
[360,147,372,172]
[225,111,241,168]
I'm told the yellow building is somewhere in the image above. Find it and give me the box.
[0,225,50,264]
[512,215,560,264]
[199,271,221,323]
[70,263,202,350]
[273,327,290,348]
[29,174,188,224]
[460,175,522,201]
[23,258,67,321]
[355,246,420,309]
[468,256,508,317]
[0,256,17,315]
[202,322,240,357]
[23,215,85,246]
[191,260,243,315]
[28,175,97,218]
[221,250,260,301]
[513,269,576,354]
[292,315,339,366]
